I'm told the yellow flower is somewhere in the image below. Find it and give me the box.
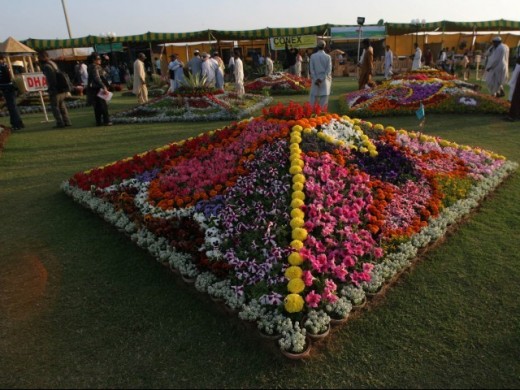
[360,146,368,153]
[291,198,304,209]
[303,127,312,134]
[292,191,305,201]
[288,251,304,265]
[292,174,306,184]
[369,149,379,157]
[291,208,304,219]
[374,124,384,131]
[290,135,302,144]
[291,158,304,168]
[284,293,304,313]
[291,240,304,250]
[289,165,302,175]
[292,182,304,192]
[292,227,308,241]
[292,125,303,133]
[287,278,305,294]
[385,126,396,133]
[285,266,303,280]
[290,217,305,229]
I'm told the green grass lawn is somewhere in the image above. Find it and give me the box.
[1,77,519,388]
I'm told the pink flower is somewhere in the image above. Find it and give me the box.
[305,290,322,307]
[302,270,315,286]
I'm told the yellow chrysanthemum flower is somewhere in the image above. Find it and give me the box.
[303,127,312,134]
[292,191,305,201]
[287,278,305,294]
[369,150,379,157]
[292,125,303,133]
[290,217,305,229]
[292,227,308,241]
[374,124,384,131]
[291,159,304,168]
[385,126,396,133]
[288,251,304,265]
[285,266,303,280]
[291,240,304,250]
[290,208,304,219]
[289,165,303,175]
[291,199,304,209]
[284,293,304,313]
[292,182,304,192]
[398,129,407,135]
[360,146,368,153]
[292,174,306,184]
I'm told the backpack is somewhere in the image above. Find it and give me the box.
[56,70,73,93]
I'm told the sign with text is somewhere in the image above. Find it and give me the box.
[269,35,317,50]
[22,73,48,92]
[94,43,124,53]
[331,26,386,40]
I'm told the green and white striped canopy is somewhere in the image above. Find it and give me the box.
[21,20,520,51]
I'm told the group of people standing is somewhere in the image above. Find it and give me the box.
[165,49,245,96]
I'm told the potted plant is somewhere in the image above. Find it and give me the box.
[278,321,310,359]
[341,285,366,308]
[302,310,331,339]
[325,297,353,325]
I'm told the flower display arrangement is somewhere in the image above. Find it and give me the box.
[0,94,87,117]
[111,88,272,124]
[339,68,510,117]
[244,73,312,95]
[62,102,517,357]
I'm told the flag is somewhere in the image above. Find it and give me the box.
[415,102,425,121]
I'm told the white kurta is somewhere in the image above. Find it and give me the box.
[233,57,245,96]
[412,48,422,70]
[201,58,218,87]
[485,43,510,95]
[133,59,148,103]
[265,57,274,76]
[384,50,393,79]
[309,49,332,107]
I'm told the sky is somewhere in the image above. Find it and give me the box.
[2,0,520,41]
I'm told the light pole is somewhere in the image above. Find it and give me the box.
[357,17,365,64]
[411,19,426,45]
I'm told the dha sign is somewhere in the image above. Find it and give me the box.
[269,35,317,51]
[22,73,48,92]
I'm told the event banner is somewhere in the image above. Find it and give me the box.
[331,26,386,40]
[269,35,317,50]
[22,73,47,92]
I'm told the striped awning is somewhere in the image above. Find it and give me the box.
[386,19,520,35]
[21,20,520,51]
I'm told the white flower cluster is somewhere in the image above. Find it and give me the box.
[340,285,366,306]
[303,310,330,335]
[458,96,478,106]
[278,321,307,353]
[238,299,266,322]
[325,297,353,318]
[193,212,224,261]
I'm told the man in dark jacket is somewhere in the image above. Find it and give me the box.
[38,51,71,128]
[0,54,24,130]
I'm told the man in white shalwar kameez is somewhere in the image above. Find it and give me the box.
[411,43,422,71]
[309,40,332,109]
[133,53,148,104]
[201,53,217,88]
[384,45,393,80]
[485,36,509,97]
[233,51,245,97]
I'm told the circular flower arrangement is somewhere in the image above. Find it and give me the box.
[244,72,311,95]
[339,69,509,117]
[62,102,517,356]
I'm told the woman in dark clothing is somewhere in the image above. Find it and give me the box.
[87,52,112,126]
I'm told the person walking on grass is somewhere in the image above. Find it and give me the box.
[0,54,24,131]
[38,51,71,128]
[133,52,148,104]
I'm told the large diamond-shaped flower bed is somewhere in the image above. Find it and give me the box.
[244,73,311,95]
[112,89,272,123]
[339,68,510,117]
[62,102,517,357]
